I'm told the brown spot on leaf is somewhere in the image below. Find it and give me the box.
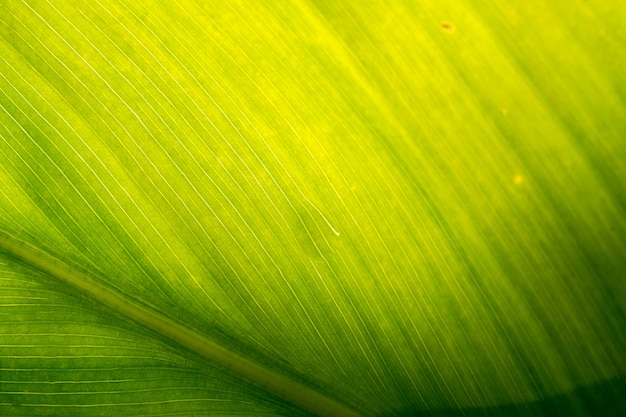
[441,22,455,33]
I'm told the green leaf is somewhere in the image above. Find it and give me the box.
[1,0,625,416]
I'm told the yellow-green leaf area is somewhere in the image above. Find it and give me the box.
[1,0,625,416]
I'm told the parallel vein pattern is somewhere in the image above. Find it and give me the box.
[1,0,625,416]
[0,258,309,417]
[0,231,363,417]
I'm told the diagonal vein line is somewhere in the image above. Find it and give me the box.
[0,230,365,417]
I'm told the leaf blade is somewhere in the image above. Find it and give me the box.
[1,0,625,415]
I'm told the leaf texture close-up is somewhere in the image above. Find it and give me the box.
[1,0,625,416]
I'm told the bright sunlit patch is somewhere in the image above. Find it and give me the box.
[513,175,524,185]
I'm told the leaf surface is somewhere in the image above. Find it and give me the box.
[1,0,625,416]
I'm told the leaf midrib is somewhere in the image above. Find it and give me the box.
[0,230,365,417]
